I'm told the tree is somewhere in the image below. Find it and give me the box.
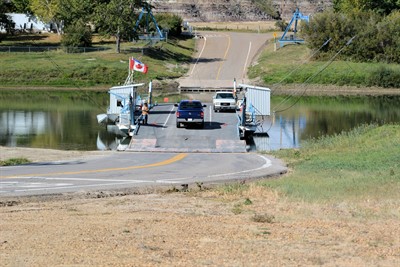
[301,10,400,63]
[0,1,14,37]
[61,19,92,48]
[301,11,356,59]
[30,0,63,34]
[11,0,32,13]
[376,11,400,63]
[58,0,94,27]
[333,0,400,15]
[93,0,145,53]
[154,13,182,37]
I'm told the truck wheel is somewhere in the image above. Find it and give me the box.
[176,121,180,128]
[200,122,204,129]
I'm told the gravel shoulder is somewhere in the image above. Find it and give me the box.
[1,146,111,163]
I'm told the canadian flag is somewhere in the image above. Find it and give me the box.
[129,57,148,74]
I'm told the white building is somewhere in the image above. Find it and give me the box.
[1,13,55,33]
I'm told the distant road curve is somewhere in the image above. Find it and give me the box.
[179,31,274,89]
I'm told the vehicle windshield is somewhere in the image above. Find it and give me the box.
[216,93,234,99]
[180,101,203,109]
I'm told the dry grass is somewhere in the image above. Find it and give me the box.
[1,186,399,266]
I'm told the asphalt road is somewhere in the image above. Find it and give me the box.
[128,103,245,152]
[0,151,286,197]
[0,32,287,197]
[179,31,273,89]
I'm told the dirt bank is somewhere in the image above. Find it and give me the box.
[0,146,111,163]
[1,84,400,96]
[273,84,400,96]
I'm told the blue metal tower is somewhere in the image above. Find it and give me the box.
[279,8,309,47]
[133,3,165,41]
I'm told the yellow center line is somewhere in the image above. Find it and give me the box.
[1,153,188,179]
[216,33,231,80]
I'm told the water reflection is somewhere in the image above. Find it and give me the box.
[0,92,399,151]
[252,95,400,151]
[96,128,131,151]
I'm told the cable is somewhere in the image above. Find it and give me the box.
[274,35,356,113]
[245,37,331,134]
[272,37,331,111]
[272,37,331,94]
[30,37,109,111]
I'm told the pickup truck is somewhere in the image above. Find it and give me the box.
[212,91,237,112]
[174,100,206,128]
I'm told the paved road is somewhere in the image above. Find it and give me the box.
[128,103,245,152]
[0,152,286,197]
[179,31,273,89]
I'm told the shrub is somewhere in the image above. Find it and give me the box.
[1,158,31,166]
[154,13,183,37]
[61,20,92,48]
[302,10,400,64]
[368,66,400,88]
[275,20,288,31]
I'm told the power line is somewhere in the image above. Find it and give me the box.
[272,37,331,111]
[274,35,356,113]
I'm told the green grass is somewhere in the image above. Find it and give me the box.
[0,89,108,111]
[260,124,400,202]
[2,33,399,89]
[0,36,194,88]
[1,158,31,166]
[248,43,400,88]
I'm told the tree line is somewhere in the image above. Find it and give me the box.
[301,0,400,64]
[0,0,183,53]
[2,0,399,66]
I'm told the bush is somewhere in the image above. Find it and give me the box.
[155,13,183,37]
[275,20,288,31]
[301,10,400,64]
[61,20,92,48]
[368,66,400,88]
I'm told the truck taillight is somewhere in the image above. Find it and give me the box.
[200,111,204,118]
[176,111,180,117]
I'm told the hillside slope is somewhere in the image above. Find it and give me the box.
[152,0,333,21]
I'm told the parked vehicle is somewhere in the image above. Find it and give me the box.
[212,91,237,112]
[174,100,206,128]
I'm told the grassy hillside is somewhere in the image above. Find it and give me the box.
[2,33,400,90]
[249,43,400,89]
[0,34,194,89]
[263,124,400,202]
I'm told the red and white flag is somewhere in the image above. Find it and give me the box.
[129,57,148,74]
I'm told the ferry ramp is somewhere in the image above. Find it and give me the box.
[126,103,247,153]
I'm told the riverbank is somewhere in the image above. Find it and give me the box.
[0,146,111,163]
[1,83,399,96]
[273,84,400,96]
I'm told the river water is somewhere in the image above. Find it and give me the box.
[0,91,399,151]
